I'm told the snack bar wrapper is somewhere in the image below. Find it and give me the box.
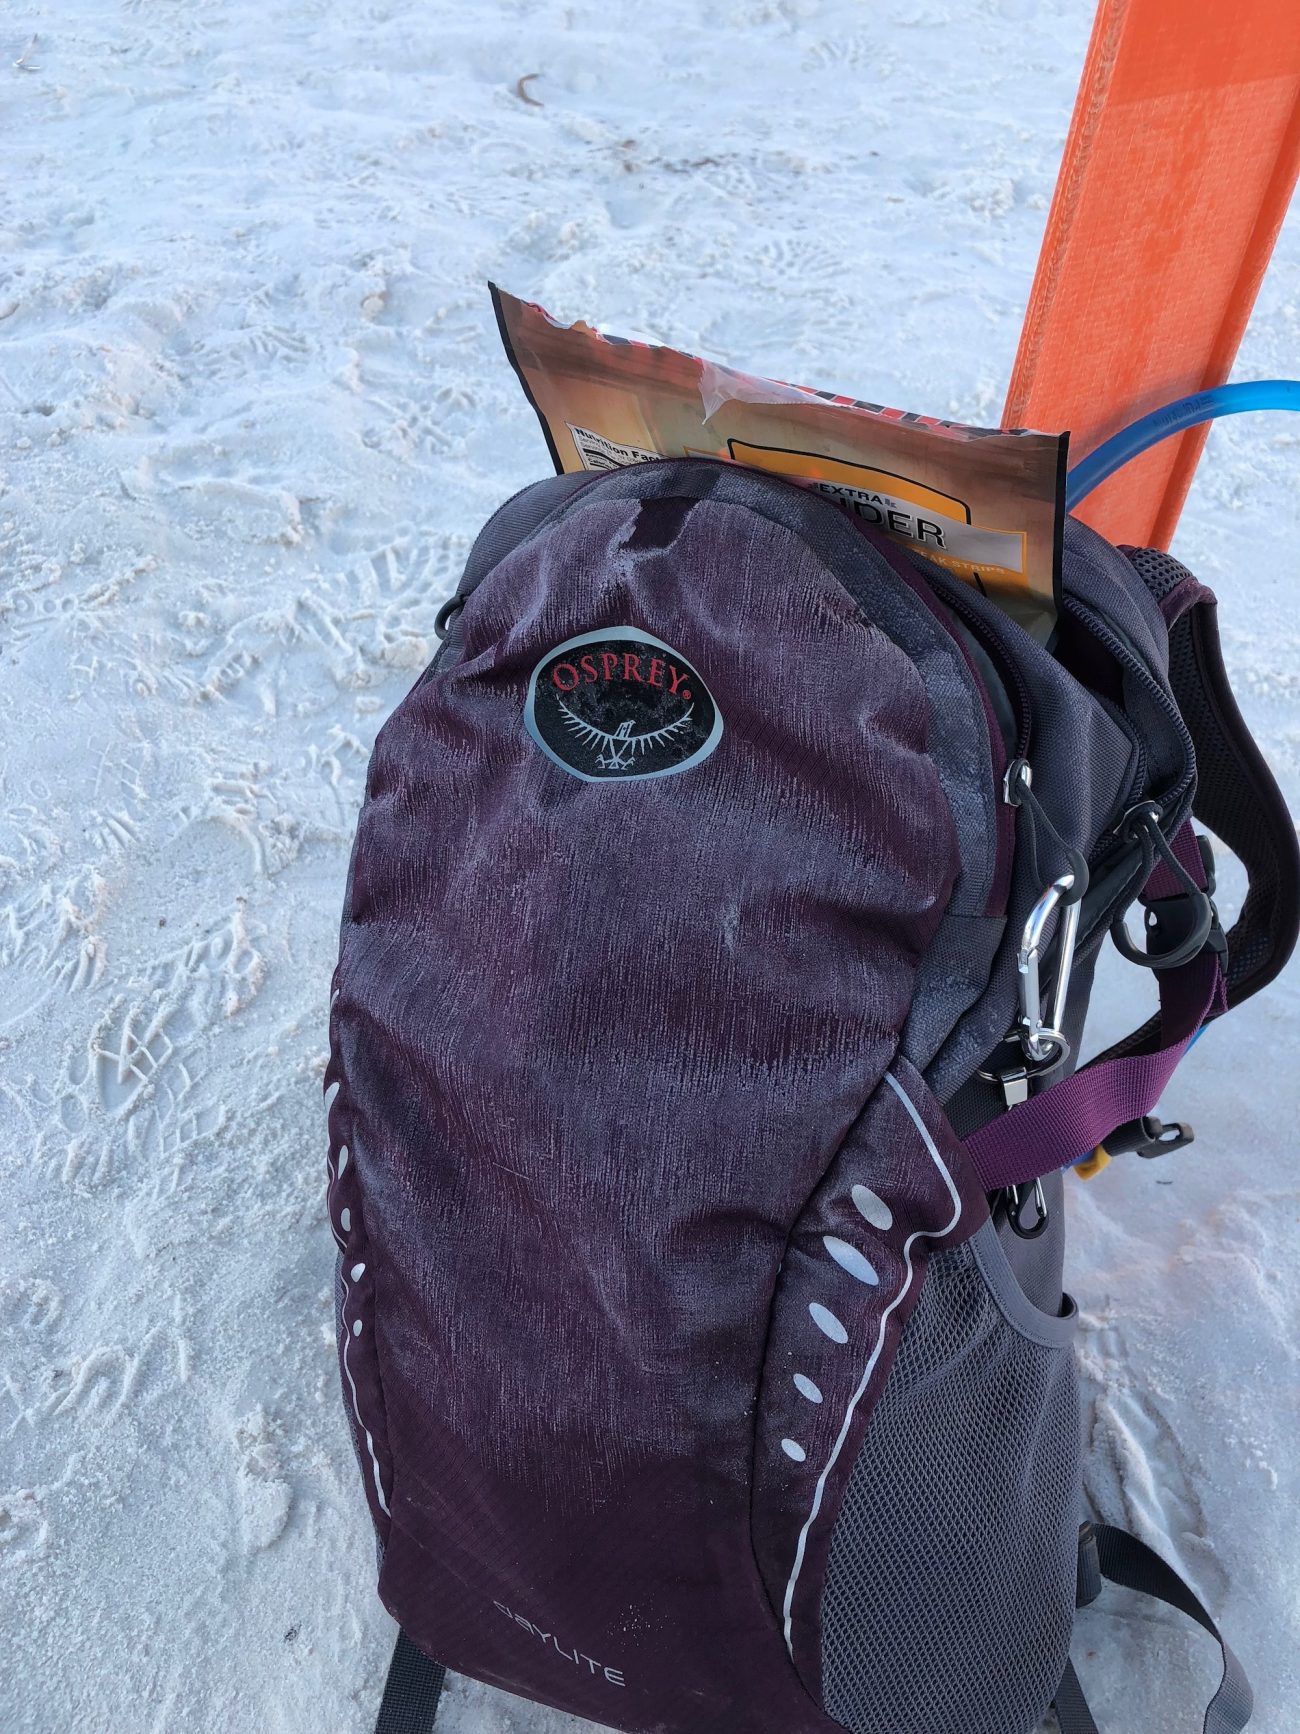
[493,285,1068,635]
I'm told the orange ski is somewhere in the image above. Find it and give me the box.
[1004,0,1300,549]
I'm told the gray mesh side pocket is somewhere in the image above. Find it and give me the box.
[821,1223,1081,1734]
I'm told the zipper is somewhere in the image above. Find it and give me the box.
[1058,592,1196,829]
[833,510,1027,918]
[835,503,1033,759]
[920,557,1188,854]
[932,579,1033,764]
[921,582,1041,921]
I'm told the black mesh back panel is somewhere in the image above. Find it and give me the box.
[1121,544,1192,603]
[821,1242,1081,1734]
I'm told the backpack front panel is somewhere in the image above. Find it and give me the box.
[328,490,971,1730]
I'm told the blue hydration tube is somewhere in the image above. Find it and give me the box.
[1065,379,1300,510]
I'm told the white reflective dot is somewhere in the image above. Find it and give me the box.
[823,1235,879,1286]
[852,1184,893,1231]
[793,1374,823,1405]
[781,1438,807,1463]
[324,1081,341,1112]
[337,1146,349,1175]
[352,1318,363,1336]
[809,1302,848,1344]
[351,1262,366,1282]
[340,1208,351,1232]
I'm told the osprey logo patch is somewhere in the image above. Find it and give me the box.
[525,627,723,783]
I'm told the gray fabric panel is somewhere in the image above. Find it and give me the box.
[822,1240,1081,1734]
[457,471,596,599]
[974,1209,1074,1344]
[952,619,1018,754]
[991,1168,1068,1320]
[901,911,1006,1073]
[905,539,1142,864]
[1063,517,1172,678]
[1058,519,1192,806]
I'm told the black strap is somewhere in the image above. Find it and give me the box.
[1120,553,1299,1020]
[374,1629,446,1734]
[1172,593,1300,1009]
[1095,557,1300,1070]
[1052,1658,1100,1734]
[1052,1523,1253,1734]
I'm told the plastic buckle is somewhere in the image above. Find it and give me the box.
[1134,1116,1195,1158]
[1195,831,1218,898]
[1205,903,1229,968]
[1101,1114,1196,1159]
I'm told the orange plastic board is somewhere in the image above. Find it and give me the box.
[1004,0,1300,548]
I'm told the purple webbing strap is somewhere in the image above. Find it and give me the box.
[966,953,1225,1190]
[966,822,1224,1192]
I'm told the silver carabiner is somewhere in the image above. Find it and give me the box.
[1016,871,1080,1067]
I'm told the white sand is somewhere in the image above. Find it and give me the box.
[2,2,1296,1729]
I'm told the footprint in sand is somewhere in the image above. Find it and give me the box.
[35,910,262,1187]
[1078,1311,1228,1604]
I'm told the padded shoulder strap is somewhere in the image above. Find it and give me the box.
[1123,547,1300,1009]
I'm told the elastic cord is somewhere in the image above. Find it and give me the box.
[1012,769,1090,904]
[1110,809,1213,970]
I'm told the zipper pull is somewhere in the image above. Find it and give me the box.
[1003,756,1032,807]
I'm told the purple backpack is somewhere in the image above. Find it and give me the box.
[325,461,1297,1734]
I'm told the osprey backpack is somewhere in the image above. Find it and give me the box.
[324,458,1298,1734]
